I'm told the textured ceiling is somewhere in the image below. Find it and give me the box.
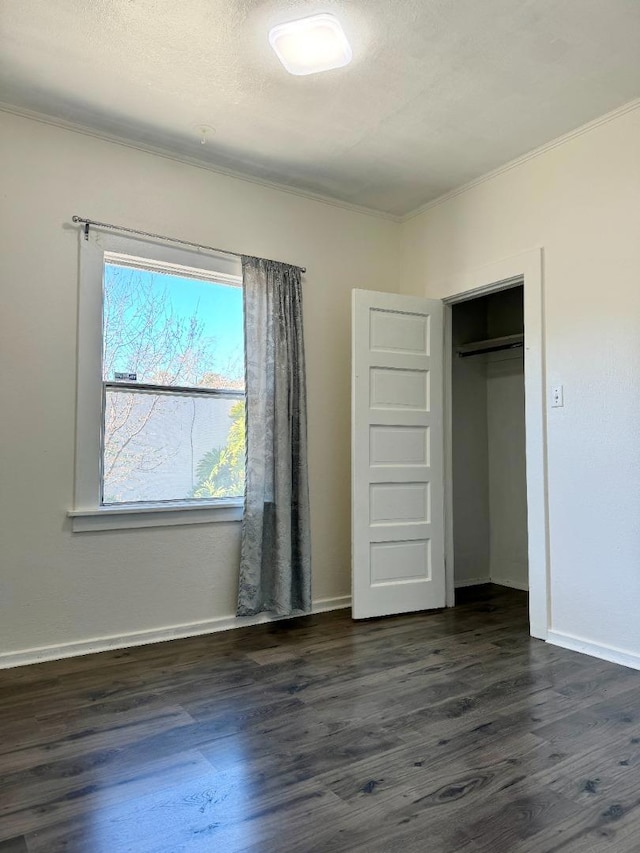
[2,0,640,216]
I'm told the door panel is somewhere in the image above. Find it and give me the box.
[370,425,430,466]
[352,290,444,619]
[369,308,429,354]
[370,539,431,583]
[370,482,430,525]
[370,367,429,411]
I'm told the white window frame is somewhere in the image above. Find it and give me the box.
[69,229,244,532]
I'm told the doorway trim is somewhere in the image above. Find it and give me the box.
[441,249,549,640]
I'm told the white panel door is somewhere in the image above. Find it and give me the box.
[352,289,444,619]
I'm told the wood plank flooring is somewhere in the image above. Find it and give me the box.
[2,585,640,852]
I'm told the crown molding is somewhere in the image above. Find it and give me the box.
[0,102,401,223]
[401,96,640,222]
[3,96,639,226]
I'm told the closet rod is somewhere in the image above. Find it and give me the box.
[71,216,306,273]
[458,341,524,358]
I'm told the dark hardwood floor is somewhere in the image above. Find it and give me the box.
[2,585,640,852]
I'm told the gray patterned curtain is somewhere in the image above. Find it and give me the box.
[237,257,311,617]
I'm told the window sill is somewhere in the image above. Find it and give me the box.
[68,500,243,532]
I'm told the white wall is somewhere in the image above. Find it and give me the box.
[5,100,640,667]
[0,110,399,660]
[401,102,640,660]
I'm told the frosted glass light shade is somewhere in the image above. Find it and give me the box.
[268,13,352,76]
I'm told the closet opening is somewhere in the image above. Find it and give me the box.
[448,281,528,618]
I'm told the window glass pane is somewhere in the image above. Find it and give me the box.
[102,262,244,391]
[103,389,245,504]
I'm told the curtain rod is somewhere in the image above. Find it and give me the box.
[71,216,306,274]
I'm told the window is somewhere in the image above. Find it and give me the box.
[102,254,245,504]
[70,231,244,531]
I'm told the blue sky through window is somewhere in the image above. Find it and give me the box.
[155,271,243,366]
[103,262,244,387]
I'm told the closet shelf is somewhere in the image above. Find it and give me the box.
[456,333,524,358]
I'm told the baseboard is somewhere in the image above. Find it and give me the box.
[455,577,491,589]
[490,577,529,592]
[455,577,528,591]
[547,630,640,672]
[0,595,352,670]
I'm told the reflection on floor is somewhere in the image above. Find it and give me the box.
[1,585,640,852]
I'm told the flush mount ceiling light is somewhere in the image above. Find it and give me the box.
[268,13,352,76]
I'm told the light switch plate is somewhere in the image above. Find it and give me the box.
[551,384,564,407]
